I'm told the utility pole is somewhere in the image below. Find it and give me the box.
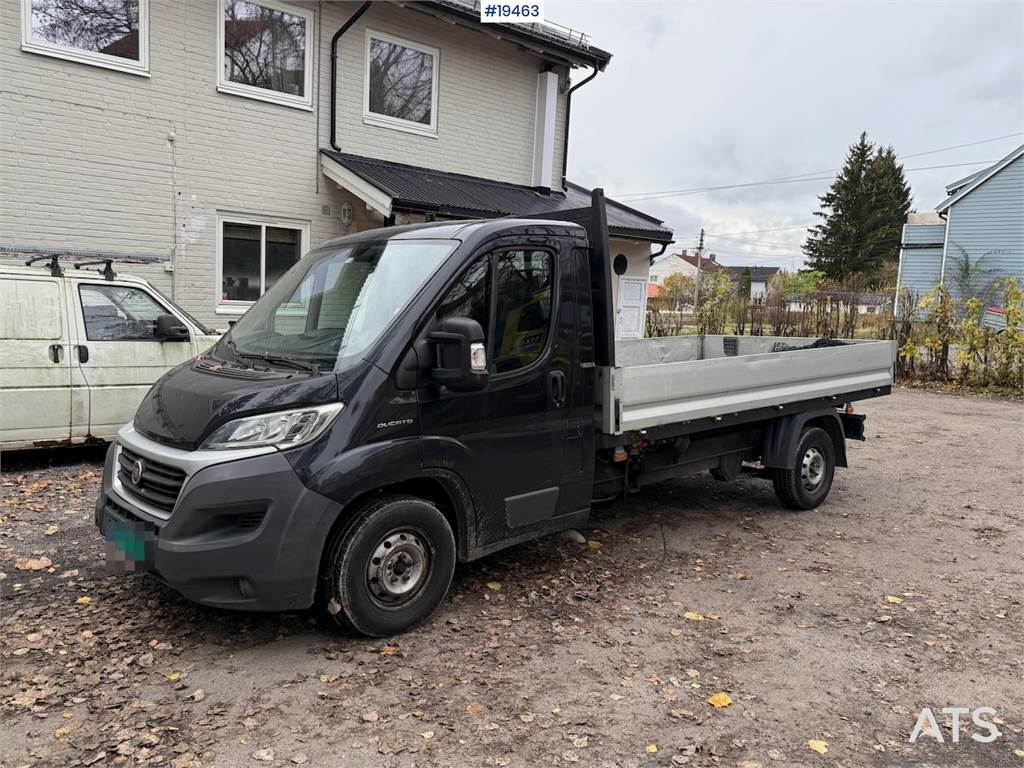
[693,228,705,312]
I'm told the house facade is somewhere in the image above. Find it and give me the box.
[1,0,671,332]
[896,143,1024,311]
[722,265,780,303]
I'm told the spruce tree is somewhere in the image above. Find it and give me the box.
[803,133,911,286]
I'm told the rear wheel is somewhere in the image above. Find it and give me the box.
[771,427,835,510]
[320,495,456,637]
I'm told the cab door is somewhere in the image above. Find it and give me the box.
[69,280,195,440]
[0,272,73,448]
[418,241,577,548]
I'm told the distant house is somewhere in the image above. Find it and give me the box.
[897,143,1024,311]
[723,265,781,302]
[785,291,892,315]
[648,251,724,289]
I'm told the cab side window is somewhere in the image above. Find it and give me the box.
[435,249,554,375]
[492,250,553,373]
[436,256,490,342]
[80,285,168,341]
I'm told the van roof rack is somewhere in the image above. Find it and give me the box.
[18,251,162,280]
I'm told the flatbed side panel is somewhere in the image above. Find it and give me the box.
[613,340,896,434]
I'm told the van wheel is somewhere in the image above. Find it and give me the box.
[320,495,456,637]
[771,427,835,510]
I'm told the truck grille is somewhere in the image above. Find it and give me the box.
[117,446,186,515]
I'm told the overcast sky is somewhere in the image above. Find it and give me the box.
[548,0,1024,270]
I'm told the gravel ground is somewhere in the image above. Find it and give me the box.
[1,388,1022,768]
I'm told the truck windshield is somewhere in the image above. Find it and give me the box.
[226,238,458,369]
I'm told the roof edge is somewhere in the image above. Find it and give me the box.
[936,143,1024,213]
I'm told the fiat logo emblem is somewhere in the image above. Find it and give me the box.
[131,459,144,485]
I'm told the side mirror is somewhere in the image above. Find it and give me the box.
[429,317,488,392]
[155,313,190,342]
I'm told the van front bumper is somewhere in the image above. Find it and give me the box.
[95,428,340,612]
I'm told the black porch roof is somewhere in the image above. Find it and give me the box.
[320,150,674,244]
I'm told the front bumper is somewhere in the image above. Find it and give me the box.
[95,428,340,611]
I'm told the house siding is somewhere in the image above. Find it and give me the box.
[897,222,946,303]
[942,154,1024,303]
[0,0,572,326]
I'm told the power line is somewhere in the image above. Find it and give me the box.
[613,131,1022,199]
[706,224,813,236]
[616,159,997,202]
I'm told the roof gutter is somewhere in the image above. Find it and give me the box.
[330,1,372,153]
[560,64,599,189]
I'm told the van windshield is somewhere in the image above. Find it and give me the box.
[226,238,458,369]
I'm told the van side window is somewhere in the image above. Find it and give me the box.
[436,257,490,343]
[79,285,168,341]
[0,278,62,340]
[492,250,553,373]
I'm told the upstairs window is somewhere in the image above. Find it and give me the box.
[218,0,313,109]
[22,0,149,75]
[364,30,439,136]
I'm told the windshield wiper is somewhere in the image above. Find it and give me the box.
[233,348,320,376]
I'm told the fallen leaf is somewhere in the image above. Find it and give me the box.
[670,628,682,637]
[807,739,828,755]
[191,689,206,702]
[379,645,400,655]
[362,711,379,722]
[166,672,181,682]
[683,611,704,622]
[485,582,502,591]
[647,743,658,753]
[290,754,308,765]
[15,556,52,571]
[1014,748,1024,757]
[420,731,434,740]
[75,596,92,605]
[994,611,1007,619]
[136,652,154,668]
[465,703,484,714]
[252,748,274,763]
[45,525,59,536]
[519,713,535,723]
[587,540,603,550]
[884,595,903,604]
[572,735,588,748]
[706,692,732,708]
[561,750,579,762]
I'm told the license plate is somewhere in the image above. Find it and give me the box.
[104,515,156,573]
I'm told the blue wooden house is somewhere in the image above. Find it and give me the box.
[896,143,1024,311]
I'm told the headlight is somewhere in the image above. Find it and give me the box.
[200,403,344,450]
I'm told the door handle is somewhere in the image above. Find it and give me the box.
[548,370,566,407]
[48,344,64,363]
[76,345,89,364]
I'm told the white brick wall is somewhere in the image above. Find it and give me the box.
[0,0,573,326]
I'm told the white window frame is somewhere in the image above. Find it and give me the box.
[216,213,310,314]
[21,0,150,76]
[217,0,314,111]
[363,28,439,138]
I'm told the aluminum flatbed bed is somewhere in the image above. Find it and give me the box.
[601,334,896,435]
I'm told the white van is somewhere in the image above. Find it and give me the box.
[0,260,220,450]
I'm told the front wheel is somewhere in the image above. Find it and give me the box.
[320,495,456,637]
[771,427,836,510]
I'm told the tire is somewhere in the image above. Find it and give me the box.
[319,495,456,637]
[771,426,836,510]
